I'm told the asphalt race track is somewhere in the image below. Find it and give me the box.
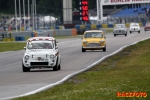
[0,28,150,99]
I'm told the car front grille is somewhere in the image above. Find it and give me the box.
[86,43,100,47]
[115,30,126,33]
[31,62,48,66]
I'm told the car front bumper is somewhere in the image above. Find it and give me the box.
[23,58,56,68]
[130,28,140,32]
[83,46,105,50]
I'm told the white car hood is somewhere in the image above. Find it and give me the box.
[114,28,126,30]
[25,49,55,55]
[130,26,140,28]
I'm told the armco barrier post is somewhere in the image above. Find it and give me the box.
[102,24,108,28]
[9,33,12,38]
[108,24,114,28]
[34,32,37,37]
[91,24,97,29]
[97,24,102,29]
[125,23,130,28]
[31,32,34,37]
[2,33,4,38]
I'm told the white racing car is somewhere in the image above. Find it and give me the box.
[129,23,140,33]
[113,24,128,36]
[22,37,61,72]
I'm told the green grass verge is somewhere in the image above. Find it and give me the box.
[25,35,82,40]
[13,39,150,100]
[105,29,113,33]
[0,35,83,52]
[53,35,83,39]
[0,42,26,52]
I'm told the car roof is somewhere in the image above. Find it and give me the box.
[27,37,55,42]
[130,23,139,25]
[85,30,103,33]
[146,22,150,24]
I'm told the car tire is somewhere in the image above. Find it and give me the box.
[82,47,86,52]
[130,31,132,34]
[114,34,116,37]
[125,34,127,36]
[22,62,30,72]
[58,59,61,70]
[103,46,106,52]
[138,31,140,33]
[53,58,58,71]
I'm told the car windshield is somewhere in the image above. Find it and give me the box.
[115,25,125,28]
[146,24,150,26]
[27,41,53,49]
[131,24,139,27]
[84,32,103,38]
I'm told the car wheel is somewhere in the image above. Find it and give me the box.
[114,34,116,37]
[53,58,58,71]
[58,59,61,70]
[138,31,140,33]
[82,47,86,52]
[103,46,106,52]
[125,34,127,36]
[22,62,30,72]
[130,31,132,34]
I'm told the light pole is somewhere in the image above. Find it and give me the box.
[35,0,37,30]
[32,0,35,31]
[19,0,21,31]
[15,0,18,32]
[28,0,30,30]
[23,0,26,31]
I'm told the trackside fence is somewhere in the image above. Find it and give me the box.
[0,28,77,42]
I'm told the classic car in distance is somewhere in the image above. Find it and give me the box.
[113,24,128,36]
[144,22,150,32]
[82,30,106,52]
[22,37,61,72]
[129,23,140,33]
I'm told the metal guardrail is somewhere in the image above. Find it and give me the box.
[0,29,76,41]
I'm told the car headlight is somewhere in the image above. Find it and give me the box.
[100,40,105,44]
[83,40,87,44]
[24,55,29,60]
[50,54,55,59]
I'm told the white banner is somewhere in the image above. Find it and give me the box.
[102,0,150,5]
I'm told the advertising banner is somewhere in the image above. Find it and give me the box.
[102,0,150,5]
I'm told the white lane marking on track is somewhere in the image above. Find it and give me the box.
[58,39,80,44]
[2,37,150,100]
[126,34,136,38]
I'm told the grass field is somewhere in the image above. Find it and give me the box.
[11,38,150,100]
[0,42,26,52]
[0,35,83,52]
